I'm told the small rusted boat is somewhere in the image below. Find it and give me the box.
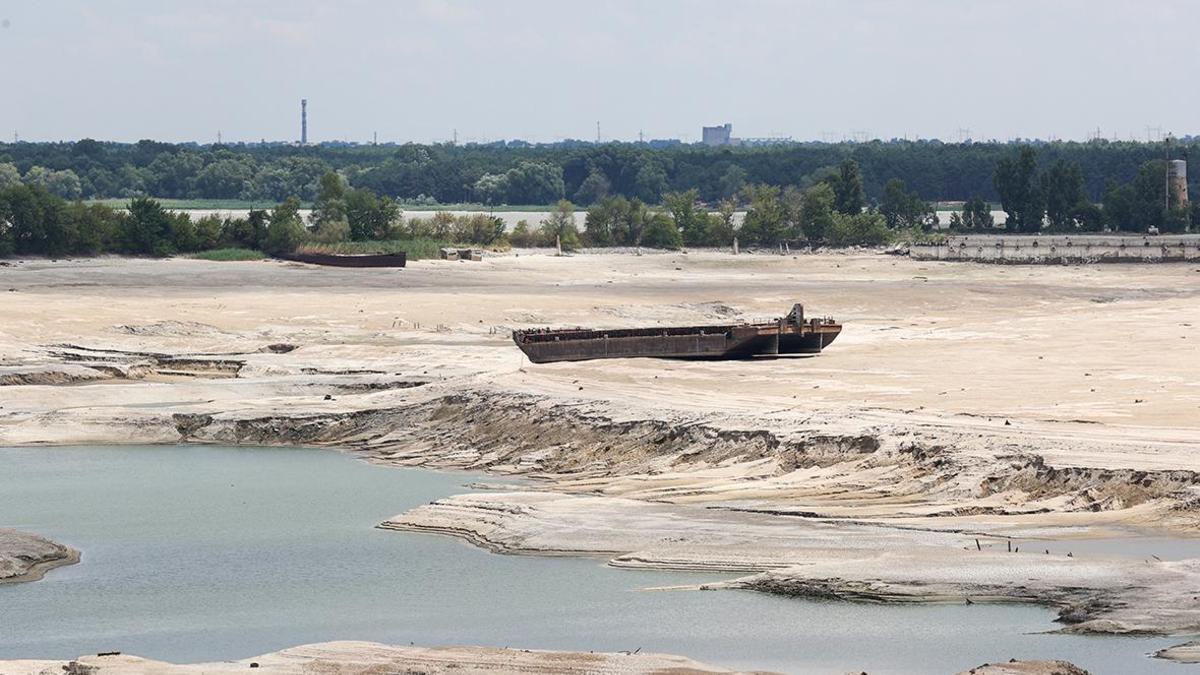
[513,304,841,363]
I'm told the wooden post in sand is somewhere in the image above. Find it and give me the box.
[556,234,562,256]
[732,236,739,255]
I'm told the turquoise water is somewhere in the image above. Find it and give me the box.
[0,446,1183,674]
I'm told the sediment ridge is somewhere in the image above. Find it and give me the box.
[381,490,1200,636]
[0,641,773,675]
[168,389,1200,531]
[0,529,79,584]
[0,642,1091,675]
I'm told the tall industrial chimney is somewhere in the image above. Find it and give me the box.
[301,99,308,145]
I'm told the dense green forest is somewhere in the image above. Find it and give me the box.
[1,138,1196,206]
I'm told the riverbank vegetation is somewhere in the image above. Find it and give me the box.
[0,178,893,259]
[2,147,1196,260]
[0,181,486,260]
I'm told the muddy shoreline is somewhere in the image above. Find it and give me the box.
[0,641,774,675]
[0,641,1090,675]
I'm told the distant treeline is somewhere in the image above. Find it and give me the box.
[0,169,895,258]
[2,144,1196,259]
[1,138,1197,206]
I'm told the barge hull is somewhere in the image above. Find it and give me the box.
[513,304,841,363]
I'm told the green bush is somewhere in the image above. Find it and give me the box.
[263,197,307,254]
[509,220,537,247]
[826,212,892,247]
[313,219,351,243]
[640,212,683,249]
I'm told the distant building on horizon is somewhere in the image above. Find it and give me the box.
[700,123,792,147]
[702,123,733,146]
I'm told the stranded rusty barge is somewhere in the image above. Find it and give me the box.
[513,304,841,363]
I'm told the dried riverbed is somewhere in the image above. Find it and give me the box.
[1,252,1198,670]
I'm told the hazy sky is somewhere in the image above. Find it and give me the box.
[1,0,1197,144]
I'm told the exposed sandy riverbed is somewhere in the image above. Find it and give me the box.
[1,251,1198,665]
[1154,640,1200,663]
[0,641,1083,675]
[0,640,770,675]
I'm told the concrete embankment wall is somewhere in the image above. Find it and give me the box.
[911,234,1200,263]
